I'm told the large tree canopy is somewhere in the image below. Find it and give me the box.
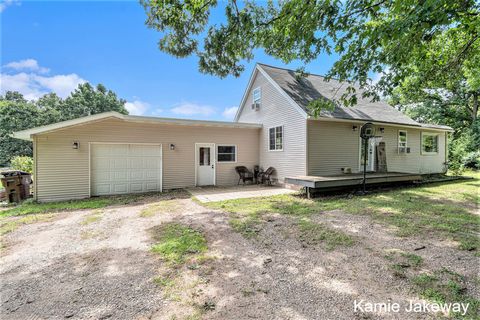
[0,84,128,165]
[143,0,479,109]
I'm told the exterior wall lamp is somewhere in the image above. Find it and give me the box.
[170,143,175,150]
[379,127,385,133]
[352,125,358,132]
[72,141,80,149]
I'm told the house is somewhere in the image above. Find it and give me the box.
[13,63,453,202]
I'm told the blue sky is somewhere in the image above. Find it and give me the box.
[1,0,338,120]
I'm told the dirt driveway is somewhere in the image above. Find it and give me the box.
[1,192,478,319]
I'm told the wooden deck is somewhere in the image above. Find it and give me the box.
[285,172,422,189]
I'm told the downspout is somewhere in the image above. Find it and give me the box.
[444,132,449,174]
[33,135,38,201]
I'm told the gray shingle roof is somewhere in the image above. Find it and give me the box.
[258,63,452,130]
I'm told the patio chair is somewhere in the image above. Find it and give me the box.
[235,166,254,185]
[259,167,276,185]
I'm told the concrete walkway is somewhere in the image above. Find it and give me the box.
[187,184,297,203]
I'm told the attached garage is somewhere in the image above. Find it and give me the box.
[12,112,261,202]
[90,143,162,196]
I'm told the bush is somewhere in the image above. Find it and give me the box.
[462,151,480,169]
[10,156,33,174]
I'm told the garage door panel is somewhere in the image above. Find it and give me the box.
[130,170,144,180]
[144,158,160,169]
[146,182,160,191]
[91,144,162,196]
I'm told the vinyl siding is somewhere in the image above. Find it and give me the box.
[237,70,307,182]
[307,120,447,175]
[35,118,259,202]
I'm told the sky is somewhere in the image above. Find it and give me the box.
[1,0,339,121]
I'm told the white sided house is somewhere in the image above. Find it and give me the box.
[13,63,453,202]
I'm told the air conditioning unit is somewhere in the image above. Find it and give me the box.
[251,103,260,111]
[398,147,411,154]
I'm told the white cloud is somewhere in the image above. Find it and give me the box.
[125,100,150,116]
[32,74,86,98]
[222,106,238,119]
[0,72,86,100]
[4,59,49,73]
[171,102,215,116]
[0,0,20,12]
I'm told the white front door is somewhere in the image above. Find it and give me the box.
[360,138,376,172]
[196,143,215,186]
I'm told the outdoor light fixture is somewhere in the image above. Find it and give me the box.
[379,127,385,133]
[72,141,80,149]
[170,143,175,150]
[352,125,358,131]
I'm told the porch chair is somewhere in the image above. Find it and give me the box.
[259,167,276,185]
[235,166,254,185]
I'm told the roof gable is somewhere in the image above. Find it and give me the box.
[258,63,421,126]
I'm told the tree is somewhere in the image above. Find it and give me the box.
[0,95,41,165]
[142,0,479,110]
[62,83,128,119]
[0,83,129,165]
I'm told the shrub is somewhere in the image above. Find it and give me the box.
[10,156,33,174]
[462,151,480,169]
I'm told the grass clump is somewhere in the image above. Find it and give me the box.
[297,218,354,250]
[140,200,181,217]
[412,269,479,318]
[0,213,55,236]
[229,213,262,238]
[151,223,207,265]
[81,210,103,225]
[385,250,424,278]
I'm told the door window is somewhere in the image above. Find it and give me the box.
[199,147,210,165]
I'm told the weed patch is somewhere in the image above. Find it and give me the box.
[297,218,354,250]
[150,223,207,266]
[412,269,479,318]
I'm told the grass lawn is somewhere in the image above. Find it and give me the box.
[206,171,480,252]
[0,191,181,218]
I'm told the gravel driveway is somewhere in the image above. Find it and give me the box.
[1,194,478,319]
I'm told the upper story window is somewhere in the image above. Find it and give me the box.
[269,126,283,151]
[421,132,439,154]
[398,130,407,153]
[217,145,237,162]
[253,87,261,104]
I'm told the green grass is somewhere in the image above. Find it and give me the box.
[140,200,181,217]
[412,269,479,319]
[0,213,55,236]
[80,211,103,225]
[297,218,354,250]
[150,223,207,265]
[0,192,167,218]
[205,171,480,252]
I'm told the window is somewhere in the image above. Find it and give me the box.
[217,145,236,162]
[253,87,261,104]
[199,147,210,165]
[269,126,283,151]
[422,133,439,154]
[398,130,407,153]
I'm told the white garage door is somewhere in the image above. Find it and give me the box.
[91,144,162,196]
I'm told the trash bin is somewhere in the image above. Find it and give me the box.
[0,171,32,203]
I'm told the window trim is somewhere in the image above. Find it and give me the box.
[268,125,284,152]
[398,130,408,153]
[421,132,439,155]
[252,87,261,104]
[216,144,237,163]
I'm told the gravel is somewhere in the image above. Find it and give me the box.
[1,198,478,319]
